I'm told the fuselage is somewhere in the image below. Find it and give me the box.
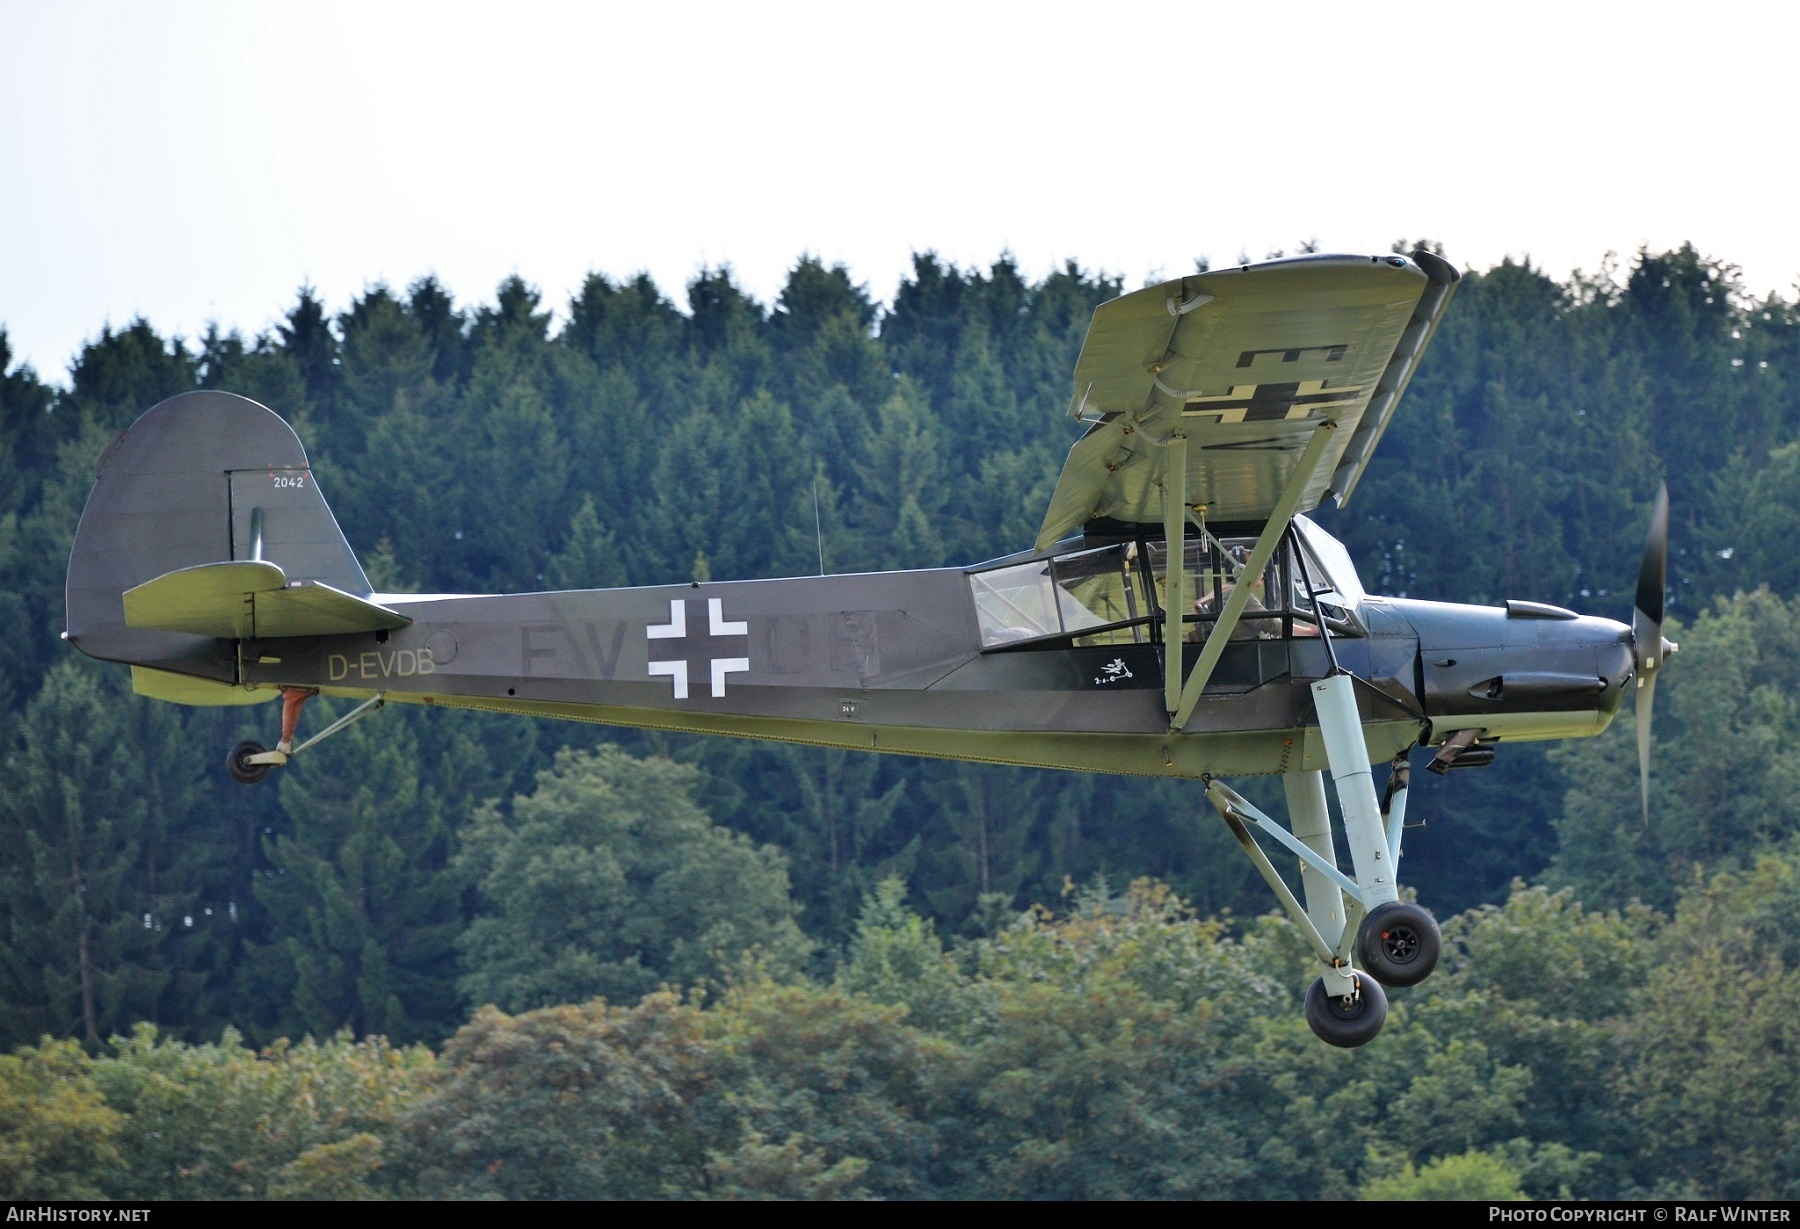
[68,381,1638,783]
[226,521,1635,779]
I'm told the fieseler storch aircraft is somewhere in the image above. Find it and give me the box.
[63,251,1676,1047]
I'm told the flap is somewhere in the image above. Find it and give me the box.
[123,560,410,639]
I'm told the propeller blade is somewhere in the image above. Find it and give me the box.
[1635,674,1656,825]
[1631,483,1670,823]
[1635,483,1669,633]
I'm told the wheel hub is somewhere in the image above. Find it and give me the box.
[1355,902,1443,988]
[1381,925,1420,964]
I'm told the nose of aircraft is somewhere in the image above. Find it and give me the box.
[1396,484,1673,813]
[1596,617,1637,715]
[1391,599,1636,736]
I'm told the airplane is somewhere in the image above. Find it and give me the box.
[62,251,1675,1047]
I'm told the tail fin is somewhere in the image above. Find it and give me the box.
[65,391,375,696]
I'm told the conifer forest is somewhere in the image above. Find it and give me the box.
[2,244,1799,1199]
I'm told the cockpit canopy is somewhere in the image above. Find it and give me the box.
[968,515,1364,650]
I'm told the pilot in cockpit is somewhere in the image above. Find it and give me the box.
[1186,546,1277,641]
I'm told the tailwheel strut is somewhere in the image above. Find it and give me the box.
[225,688,386,785]
[277,686,314,754]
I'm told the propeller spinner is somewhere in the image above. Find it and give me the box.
[1632,483,1676,822]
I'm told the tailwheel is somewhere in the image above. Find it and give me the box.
[223,691,384,784]
[1356,901,1442,988]
[227,740,272,785]
[1305,971,1388,1048]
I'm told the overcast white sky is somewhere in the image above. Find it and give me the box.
[2,0,1795,382]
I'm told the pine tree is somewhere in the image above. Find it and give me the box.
[851,378,945,570]
[275,286,341,422]
[406,274,469,389]
[248,708,460,1043]
[545,495,627,591]
[63,320,195,432]
[0,664,216,1045]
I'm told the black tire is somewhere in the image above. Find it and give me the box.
[1305,971,1388,1048]
[227,740,271,785]
[1356,901,1442,987]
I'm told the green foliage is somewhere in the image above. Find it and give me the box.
[0,662,220,1046]
[1712,440,1800,597]
[456,746,812,1011]
[91,1023,430,1200]
[1442,883,1658,1020]
[0,514,31,715]
[695,979,937,1199]
[937,881,1271,1198]
[1611,854,1800,1198]
[1405,886,1639,1186]
[0,1038,121,1198]
[1553,589,1800,909]
[399,994,713,1199]
[1359,1148,1526,1200]
[4,864,1800,1198]
[837,879,964,1031]
[401,984,919,1200]
[249,705,461,1044]
[545,494,627,590]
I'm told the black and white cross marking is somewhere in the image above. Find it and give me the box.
[1182,379,1363,423]
[1235,344,1349,368]
[646,598,750,699]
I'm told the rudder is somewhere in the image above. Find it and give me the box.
[65,391,369,690]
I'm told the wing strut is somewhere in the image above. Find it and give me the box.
[1167,419,1338,733]
[1160,433,1189,715]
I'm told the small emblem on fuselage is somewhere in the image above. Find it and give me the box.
[1095,658,1133,685]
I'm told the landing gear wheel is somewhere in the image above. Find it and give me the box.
[1356,901,1442,987]
[1305,971,1388,1048]
[227,740,271,785]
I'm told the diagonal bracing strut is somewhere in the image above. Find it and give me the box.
[1168,419,1338,732]
[1162,433,1189,714]
[245,691,388,768]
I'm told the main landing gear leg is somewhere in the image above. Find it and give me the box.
[1203,675,1439,1048]
[1206,774,1389,1047]
[226,689,386,785]
[1313,673,1441,994]
[1283,770,1357,996]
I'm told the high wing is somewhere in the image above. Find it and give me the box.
[1035,252,1459,550]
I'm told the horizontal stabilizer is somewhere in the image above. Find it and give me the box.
[251,579,412,637]
[123,560,410,639]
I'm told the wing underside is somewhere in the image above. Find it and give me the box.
[1035,252,1459,550]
